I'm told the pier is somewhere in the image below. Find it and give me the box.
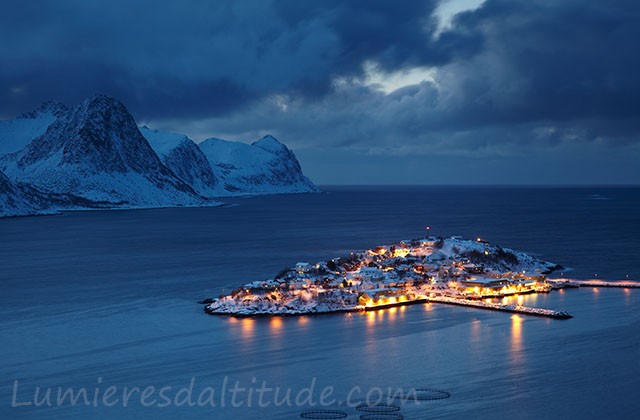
[423,296,573,319]
[207,293,573,319]
[361,294,573,319]
[549,279,640,289]
[363,298,428,311]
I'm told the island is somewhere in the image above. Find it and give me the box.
[204,236,595,319]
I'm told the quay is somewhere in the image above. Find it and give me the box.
[362,294,572,319]
[424,295,573,319]
[549,279,640,289]
[363,297,428,311]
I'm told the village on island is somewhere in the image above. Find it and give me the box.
[205,235,575,319]
[203,235,640,319]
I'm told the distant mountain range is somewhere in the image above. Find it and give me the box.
[0,95,318,217]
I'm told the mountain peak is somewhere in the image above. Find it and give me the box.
[68,95,140,140]
[252,135,289,155]
[7,95,202,205]
[80,94,128,115]
[139,126,192,155]
[17,94,155,174]
[86,93,121,104]
[199,133,317,195]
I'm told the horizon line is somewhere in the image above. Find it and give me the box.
[316,183,640,188]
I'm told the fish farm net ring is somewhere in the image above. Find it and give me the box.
[389,387,451,401]
[408,388,451,401]
[413,388,451,400]
[356,403,401,413]
[359,414,403,420]
[300,409,348,419]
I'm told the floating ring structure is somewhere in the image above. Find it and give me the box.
[356,403,401,413]
[389,387,451,401]
[300,409,348,419]
[359,414,404,420]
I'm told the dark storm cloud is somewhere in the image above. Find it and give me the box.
[1,0,468,119]
[272,0,482,71]
[441,0,640,127]
[170,0,640,156]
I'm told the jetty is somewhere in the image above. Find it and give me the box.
[207,295,573,319]
[549,279,640,289]
[424,295,573,319]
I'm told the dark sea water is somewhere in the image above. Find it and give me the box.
[1,186,639,419]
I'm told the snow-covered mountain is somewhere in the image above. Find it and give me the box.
[198,135,318,195]
[0,95,318,217]
[141,127,318,196]
[140,127,218,196]
[1,95,207,207]
[0,101,67,156]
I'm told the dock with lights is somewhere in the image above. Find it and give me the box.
[362,296,428,311]
[358,292,572,319]
[424,295,573,319]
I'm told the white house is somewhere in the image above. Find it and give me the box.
[355,266,384,281]
[296,262,311,274]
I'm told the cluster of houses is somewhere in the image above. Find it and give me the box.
[229,237,552,309]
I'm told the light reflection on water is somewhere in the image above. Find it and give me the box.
[468,318,483,361]
[470,318,481,345]
[624,288,631,306]
[365,310,376,328]
[269,316,283,332]
[240,317,255,340]
[510,314,523,363]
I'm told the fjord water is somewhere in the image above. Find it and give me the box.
[1,186,639,419]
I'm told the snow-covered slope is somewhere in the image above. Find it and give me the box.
[0,170,45,217]
[198,135,318,195]
[0,95,206,207]
[140,127,218,196]
[0,101,67,157]
[0,168,151,217]
[431,237,560,274]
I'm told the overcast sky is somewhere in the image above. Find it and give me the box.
[2,0,639,184]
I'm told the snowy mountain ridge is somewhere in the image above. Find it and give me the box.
[0,95,318,217]
[18,100,69,119]
[0,101,66,157]
[140,126,218,196]
[1,95,206,208]
[198,135,318,195]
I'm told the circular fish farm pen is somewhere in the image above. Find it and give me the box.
[390,388,451,401]
[299,409,349,419]
[356,403,402,413]
[359,414,404,420]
